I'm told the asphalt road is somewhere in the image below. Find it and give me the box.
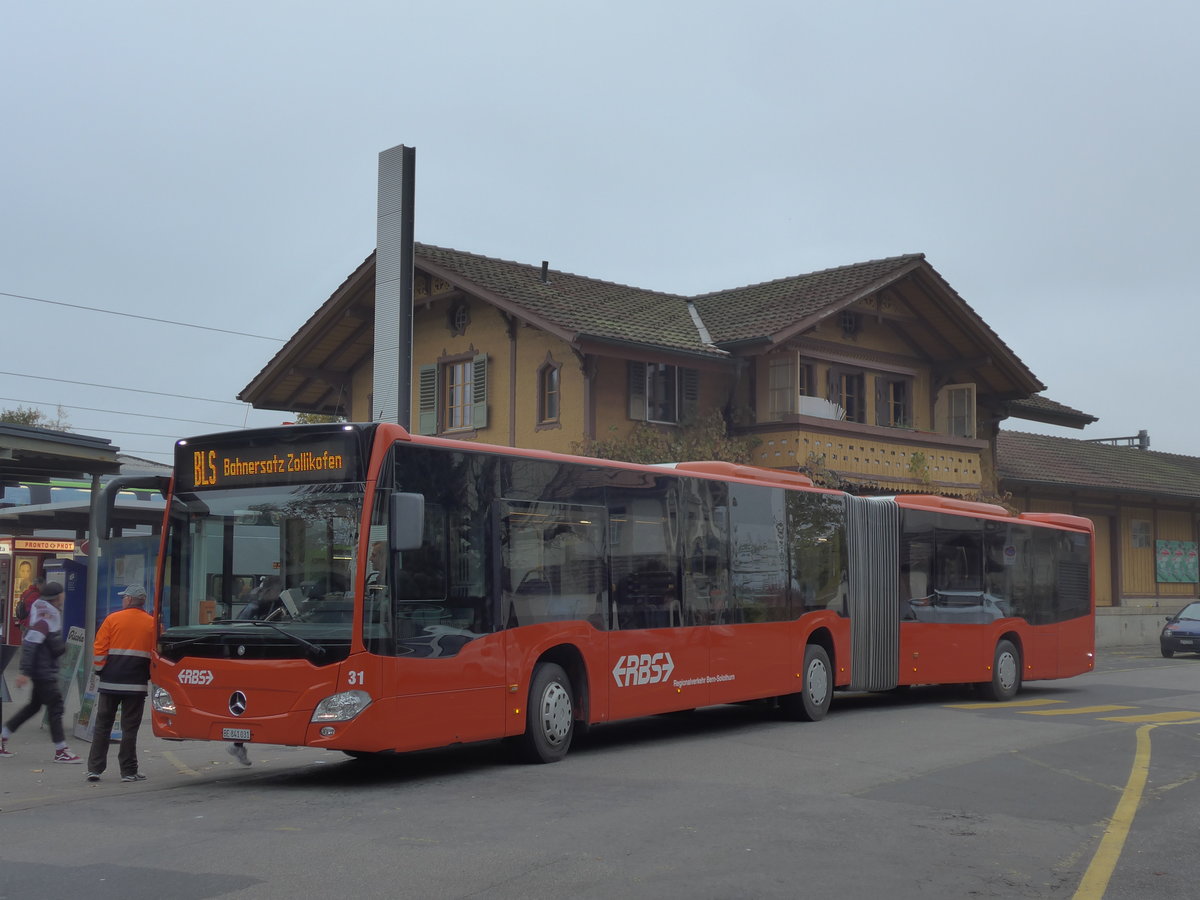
[2,646,1198,900]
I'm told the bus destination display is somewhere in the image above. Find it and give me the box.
[177,434,362,490]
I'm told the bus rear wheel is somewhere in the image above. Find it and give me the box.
[780,644,832,722]
[980,639,1021,702]
[515,662,575,764]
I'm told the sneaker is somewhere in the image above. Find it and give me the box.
[86,772,102,782]
[0,739,13,758]
[121,772,147,782]
[54,747,83,764]
[227,742,251,766]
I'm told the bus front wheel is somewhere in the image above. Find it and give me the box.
[980,639,1021,702]
[515,662,575,764]
[781,644,832,722]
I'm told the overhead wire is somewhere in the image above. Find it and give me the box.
[0,290,286,342]
[0,396,242,429]
[0,288,294,446]
[0,371,255,406]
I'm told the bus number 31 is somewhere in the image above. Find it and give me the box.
[348,670,366,686]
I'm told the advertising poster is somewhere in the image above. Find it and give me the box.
[75,671,119,742]
[44,625,85,729]
[1156,540,1199,584]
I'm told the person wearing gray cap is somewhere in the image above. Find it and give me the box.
[1,582,82,762]
[85,584,155,782]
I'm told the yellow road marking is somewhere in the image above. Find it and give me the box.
[1020,705,1134,716]
[946,699,1064,710]
[1099,710,1200,723]
[163,749,200,777]
[1072,724,1155,900]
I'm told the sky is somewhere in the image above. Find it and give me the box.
[3,1,1199,464]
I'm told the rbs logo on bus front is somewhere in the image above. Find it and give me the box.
[612,652,675,687]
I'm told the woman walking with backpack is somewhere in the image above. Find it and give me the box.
[0,582,83,763]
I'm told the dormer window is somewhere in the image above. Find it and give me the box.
[448,302,470,336]
[840,310,860,337]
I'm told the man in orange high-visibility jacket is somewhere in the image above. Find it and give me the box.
[86,584,155,783]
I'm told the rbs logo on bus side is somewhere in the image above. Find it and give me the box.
[612,652,675,687]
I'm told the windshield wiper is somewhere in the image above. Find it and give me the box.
[163,621,326,657]
[241,620,327,657]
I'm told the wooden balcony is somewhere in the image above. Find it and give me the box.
[735,416,989,496]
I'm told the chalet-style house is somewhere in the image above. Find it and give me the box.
[241,245,1088,495]
[240,244,1194,645]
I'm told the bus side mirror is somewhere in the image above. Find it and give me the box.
[390,492,425,551]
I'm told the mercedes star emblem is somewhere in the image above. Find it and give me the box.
[229,691,248,716]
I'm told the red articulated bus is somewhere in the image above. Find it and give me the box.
[147,423,1094,763]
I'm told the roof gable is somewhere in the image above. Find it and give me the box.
[692,254,926,344]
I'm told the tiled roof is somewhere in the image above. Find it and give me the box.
[415,245,717,357]
[415,246,938,354]
[998,431,1200,501]
[691,254,925,343]
[1008,395,1097,427]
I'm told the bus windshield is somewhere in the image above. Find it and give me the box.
[162,483,365,632]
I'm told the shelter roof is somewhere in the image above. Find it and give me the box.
[0,423,121,483]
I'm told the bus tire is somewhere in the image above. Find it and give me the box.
[516,662,574,764]
[981,639,1021,702]
[781,644,832,722]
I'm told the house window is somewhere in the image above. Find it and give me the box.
[877,376,913,428]
[768,356,814,419]
[417,354,489,435]
[768,357,794,419]
[1131,520,1152,549]
[832,370,866,423]
[647,363,678,423]
[938,383,976,438]
[538,357,561,424]
[446,361,474,430]
[628,361,699,425]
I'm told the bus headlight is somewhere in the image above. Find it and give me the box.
[151,684,177,715]
[311,690,372,722]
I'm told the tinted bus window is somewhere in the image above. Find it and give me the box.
[787,492,848,615]
[373,447,498,657]
[501,499,607,628]
[609,476,680,630]
[729,483,787,623]
[681,478,730,625]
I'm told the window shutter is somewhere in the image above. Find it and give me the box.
[874,377,886,427]
[418,364,439,435]
[628,361,647,420]
[471,353,488,429]
[681,367,700,422]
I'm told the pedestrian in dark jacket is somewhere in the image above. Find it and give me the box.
[86,584,155,782]
[0,582,82,762]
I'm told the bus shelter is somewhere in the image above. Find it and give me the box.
[0,424,131,688]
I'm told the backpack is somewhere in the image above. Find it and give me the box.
[14,584,39,633]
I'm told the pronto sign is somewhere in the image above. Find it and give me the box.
[14,538,77,552]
